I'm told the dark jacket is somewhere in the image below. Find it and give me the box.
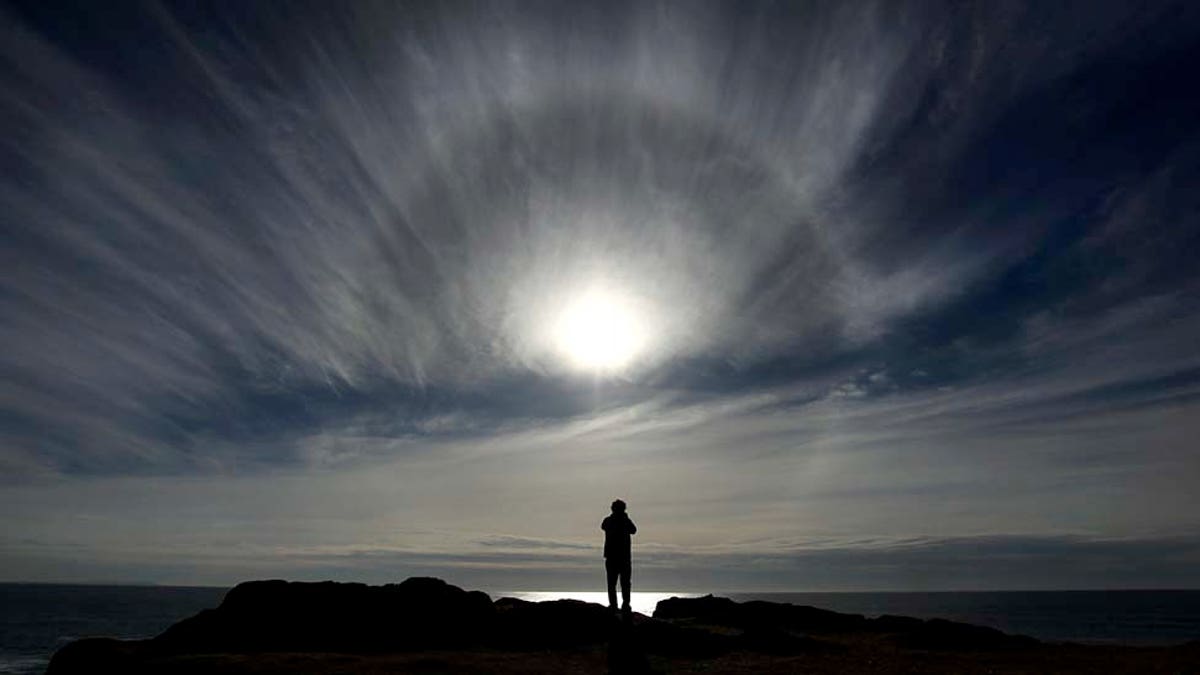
[601,513,637,561]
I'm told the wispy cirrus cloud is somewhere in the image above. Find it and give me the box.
[2,1,1199,588]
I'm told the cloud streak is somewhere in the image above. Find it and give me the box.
[2,0,1199,588]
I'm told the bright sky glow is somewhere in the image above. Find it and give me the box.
[552,288,648,373]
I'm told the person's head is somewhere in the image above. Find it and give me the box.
[611,499,627,514]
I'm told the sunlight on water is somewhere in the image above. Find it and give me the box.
[499,591,701,617]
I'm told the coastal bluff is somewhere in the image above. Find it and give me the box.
[48,578,1200,674]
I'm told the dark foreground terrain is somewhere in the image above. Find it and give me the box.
[48,578,1200,674]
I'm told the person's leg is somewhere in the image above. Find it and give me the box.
[605,559,618,609]
[620,561,631,610]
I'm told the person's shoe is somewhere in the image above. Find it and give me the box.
[621,604,632,614]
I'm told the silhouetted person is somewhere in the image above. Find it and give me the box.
[602,499,637,612]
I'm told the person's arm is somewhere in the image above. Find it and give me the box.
[601,516,610,531]
[627,518,637,535]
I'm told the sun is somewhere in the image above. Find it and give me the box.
[552,288,647,373]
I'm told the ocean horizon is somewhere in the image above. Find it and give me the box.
[3,583,1199,675]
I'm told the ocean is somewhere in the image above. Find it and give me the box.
[3,585,1198,675]
[0,584,225,675]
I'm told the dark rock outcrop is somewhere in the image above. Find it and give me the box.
[492,597,735,659]
[47,578,1045,674]
[655,594,869,633]
[44,638,143,674]
[653,594,1039,650]
[493,597,615,648]
[156,577,494,654]
[895,617,1040,651]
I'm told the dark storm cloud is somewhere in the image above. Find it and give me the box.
[2,1,1199,588]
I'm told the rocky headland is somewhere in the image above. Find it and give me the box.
[47,578,1200,674]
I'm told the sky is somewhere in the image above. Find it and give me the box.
[2,0,1199,592]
